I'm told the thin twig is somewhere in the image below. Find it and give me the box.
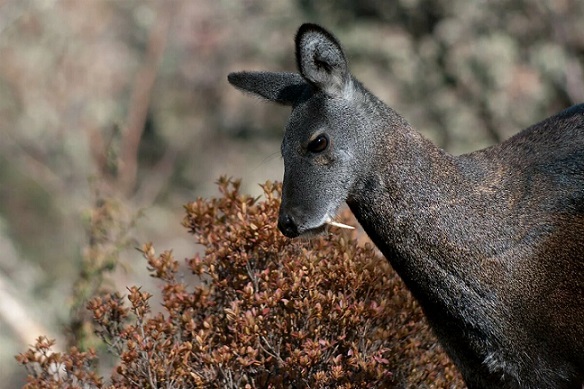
[119,3,174,195]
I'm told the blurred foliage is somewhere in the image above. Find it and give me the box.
[66,181,142,352]
[1,0,583,386]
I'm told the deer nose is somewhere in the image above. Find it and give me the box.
[278,213,300,238]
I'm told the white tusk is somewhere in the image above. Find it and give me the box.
[326,220,355,230]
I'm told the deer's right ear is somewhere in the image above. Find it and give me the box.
[227,71,307,106]
[295,23,350,98]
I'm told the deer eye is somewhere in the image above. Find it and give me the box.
[307,134,329,153]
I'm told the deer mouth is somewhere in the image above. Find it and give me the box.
[297,223,328,237]
[279,210,354,238]
[295,219,355,238]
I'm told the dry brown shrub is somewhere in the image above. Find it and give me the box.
[17,178,464,388]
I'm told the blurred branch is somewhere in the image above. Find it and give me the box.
[119,4,174,196]
[89,124,122,184]
[2,134,65,197]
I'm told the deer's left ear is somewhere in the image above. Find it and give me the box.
[295,23,351,98]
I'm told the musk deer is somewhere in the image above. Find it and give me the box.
[228,23,584,389]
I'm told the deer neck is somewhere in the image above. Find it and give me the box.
[346,123,506,331]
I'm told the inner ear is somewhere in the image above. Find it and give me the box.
[295,24,350,97]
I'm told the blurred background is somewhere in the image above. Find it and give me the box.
[1,0,583,386]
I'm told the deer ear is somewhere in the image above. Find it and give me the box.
[295,24,350,97]
[227,72,308,105]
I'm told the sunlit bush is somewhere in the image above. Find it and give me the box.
[17,178,463,388]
